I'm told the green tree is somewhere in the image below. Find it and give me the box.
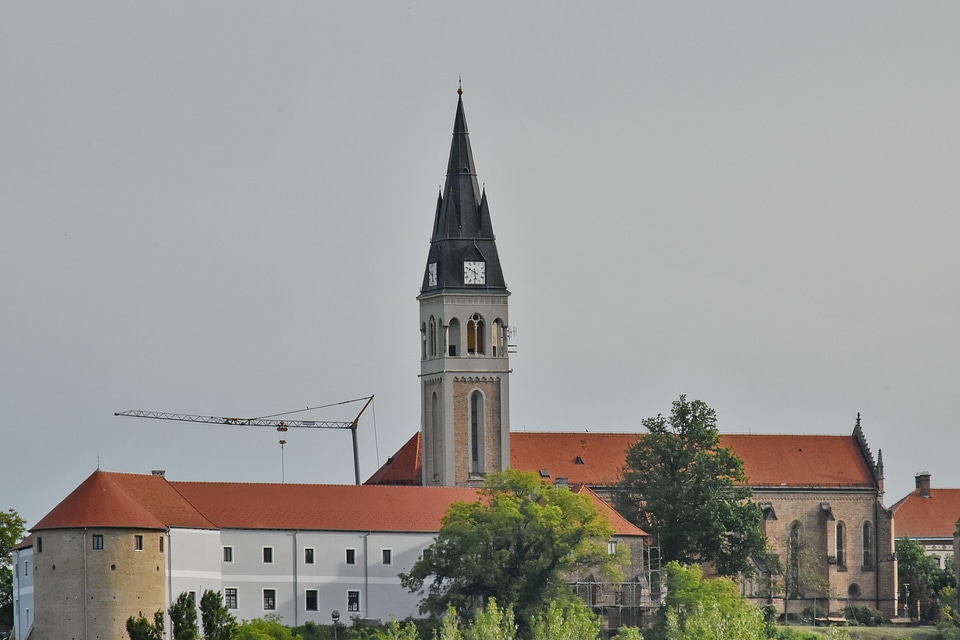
[654,561,766,640]
[897,536,955,622]
[235,615,303,639]
[397,599,639,640]
[400,470,620,633]
[200,589,237,640]
[169,591,199,640]
[0,508,26,630]
[377,619,420,640]
[615,396,765,575]
[464,599,517,640]
[529,599,601,640]
[126,609,165,640]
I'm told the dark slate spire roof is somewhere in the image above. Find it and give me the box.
[420,90,507,294]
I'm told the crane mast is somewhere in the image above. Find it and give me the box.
[115,395,373,484]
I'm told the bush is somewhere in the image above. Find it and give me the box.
[937,621,960,640]
[843,605,881,626]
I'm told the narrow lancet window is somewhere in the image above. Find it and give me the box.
[469,391,485,475]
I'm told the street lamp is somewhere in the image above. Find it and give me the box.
[332,609,340,640]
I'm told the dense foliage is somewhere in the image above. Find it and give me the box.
[0,508,26,630]
[126,609,165,640]
[201,589,238,640]
[235,615,304,640]
[377,599,643,640]
[169,591,200,640]
[649,561,767,640]
[897,536,956,623]
[400,469,622,632]
[615,396,765,575]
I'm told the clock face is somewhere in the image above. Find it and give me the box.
[463,261,485,285]
[427,263,437,287]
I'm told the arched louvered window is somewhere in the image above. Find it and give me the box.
[467,314,485,355]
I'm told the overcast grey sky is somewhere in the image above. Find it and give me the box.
[3,2,959,528]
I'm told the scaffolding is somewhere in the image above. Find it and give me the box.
[570,546,664,635]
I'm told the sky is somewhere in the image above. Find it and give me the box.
[3,2,959,529]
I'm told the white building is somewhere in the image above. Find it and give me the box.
[24,468,642,639]
[10,539,33,640]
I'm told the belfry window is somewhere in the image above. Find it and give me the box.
[428,317,437,358]
[421,323,427,360]
[470,391,486,475]
[467,314,485,355]
[492,319,505,357]
[448,318,461,356]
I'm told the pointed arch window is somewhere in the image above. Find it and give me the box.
[428,317,437,358]
[862,521,874,570]
[492,318,504,357]
[788,521,802,598]
[421,323,427,360]
[836,521,846,569]
[467,314,485,355]
[448,318,461,356]
[431,392,441,481]
[469,390,486,475]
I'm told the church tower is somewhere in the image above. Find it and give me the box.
[418,89,510,486]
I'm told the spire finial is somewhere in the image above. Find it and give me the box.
[856,412,861,428]
[458,76,463,96]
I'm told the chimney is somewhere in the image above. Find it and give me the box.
[916,472,931,498]
[151,469,166,477]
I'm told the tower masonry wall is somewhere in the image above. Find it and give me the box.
[453,378,503,485]
[31,527,166,640]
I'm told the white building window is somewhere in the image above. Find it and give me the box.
[346,548,356,565]
[223,546,233,563]
[225,588,238,609]
[263,547,273,563]
[382,549,393,565]
[305,547,315,564]
[263,589,276,610]
[348,590,360,612]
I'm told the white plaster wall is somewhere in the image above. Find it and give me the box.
[168,528,224,608]
[216,529,435,626]
[11,546,34,640]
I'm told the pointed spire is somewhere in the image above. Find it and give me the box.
[420,89,508,294]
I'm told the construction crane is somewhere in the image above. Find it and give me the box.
[115,395,374,485]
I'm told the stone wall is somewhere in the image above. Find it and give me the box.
[31,527,166,640]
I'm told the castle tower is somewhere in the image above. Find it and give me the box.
[418,89,510,486]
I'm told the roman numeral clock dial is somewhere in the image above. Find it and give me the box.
[463,261,485,285]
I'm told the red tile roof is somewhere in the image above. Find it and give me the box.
[720,434,876,488]
[30,469,645,538]
[172,482,479,533]
[891,489,960,539]
[366,431,878,489]
[33,470,173,531]
[364,433,422,485]
[572,485,646,537]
